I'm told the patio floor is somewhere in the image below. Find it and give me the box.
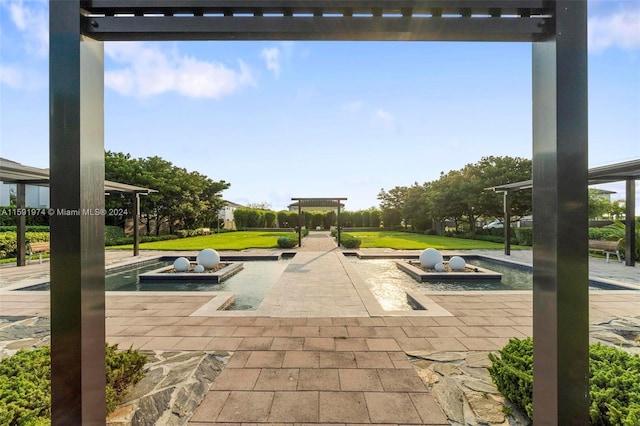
[1,231,639,424]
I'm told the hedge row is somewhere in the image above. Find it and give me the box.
[0,226,50,233]
[488,337,640,424]
[0,344,147,424]
[339,233,361,249]
[0,232,50,259]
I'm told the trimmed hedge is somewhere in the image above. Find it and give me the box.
[488,338,640,424]
[339,233,361,249]
[106,234,179,246]
[0,232,50,259]
[0,344,147,424]
[277,236,297,248]
[0,226,50,233]
[514,227,533,246]
[105,225,125,246]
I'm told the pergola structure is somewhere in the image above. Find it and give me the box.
[487,158,639,265]
[51,1,588,423]
[0,158,156,265]
[290,197,347,246]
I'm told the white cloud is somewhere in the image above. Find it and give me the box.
[373,108,396,130]
[105,42,255,99]
[342,101,364,113]
[0,64,23,88]
[260,47,282,77]
[0,63,45,90]
[4,0,49,57]
[589,9,640,52]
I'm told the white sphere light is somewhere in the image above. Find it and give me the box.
[420,248,443,269]
[194,264,205,273]
[449,256,466,271]
[173,257,190,272]
[434,262,445,272]
[197,248,220,269]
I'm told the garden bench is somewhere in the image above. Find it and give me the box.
[28,241,50,264]
[588,239,621,263]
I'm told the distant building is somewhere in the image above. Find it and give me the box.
[0,183,50,208]
[590,188,615,201]
[219,200,244,230]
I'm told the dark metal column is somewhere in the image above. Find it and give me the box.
[16,183,26,266]
[133,193,140,256]
[532,0,589,423]
[626,178,636,267]
[298,203,302,247]
[50,1,106,423]
[337,203,342,246]
[503,191,511,256]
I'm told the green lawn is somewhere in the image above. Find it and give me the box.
[109,231,298,251]
[348,231,521,250]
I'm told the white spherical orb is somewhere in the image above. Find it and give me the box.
[173,257,190,272]
[449,256,466,271]
[197,248,220,269]
[420,248,443,269]
[194,264,205,273]
[316,226,321,231]
[434,262,445,272]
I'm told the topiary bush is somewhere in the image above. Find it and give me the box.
[340,233,361,249]
[0,343,147,424]
[488,338,640,424]
[277,236,297,248]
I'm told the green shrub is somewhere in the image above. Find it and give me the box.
[0,207,49,226]
[106,234,179,246]
[488,338,640,424]
[340,233,361,248]
[0,232,50,259]
[487,338,533,419]
[589,227,612,240]
[514,227,533,246]
[105,226,125,246]
[602,219,640,261]
[0,226,50,233]
[0,344,147,425]
[589,343,640,425]
[277,236,297,248]
[105,344,148,413]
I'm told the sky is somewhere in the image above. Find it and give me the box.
[1,0,639,213]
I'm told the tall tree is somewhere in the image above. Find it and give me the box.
[377,186,407,228]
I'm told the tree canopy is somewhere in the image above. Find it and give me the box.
[378,156,533,232]
[105,151,230,234]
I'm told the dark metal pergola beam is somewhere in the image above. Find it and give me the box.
[82,0,552,42]
[51,1,589,424]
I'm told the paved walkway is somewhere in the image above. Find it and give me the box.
[1,231,640,424]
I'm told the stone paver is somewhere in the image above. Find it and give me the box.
[2,233,639,425]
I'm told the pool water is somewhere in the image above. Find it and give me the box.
[116,260,290,310]
[35,259,291,311]
[348,257,534,311]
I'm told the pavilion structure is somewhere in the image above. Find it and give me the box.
[51,1,590,423]
[0,158,156,264]
[487,158,638,266]
[290,197,347,246]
